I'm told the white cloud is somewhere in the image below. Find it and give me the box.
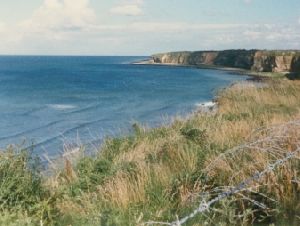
[0,0,98,54]
[244,0,252,4]
[128,22,244,32]
[110,0,144,16]
[2,19,300,55]
[91,22,245,34]
[87,22,300,53]
[243,30,262,40]
[242,24,300,44]
[20,0,96,39]
[0,22,5,33]
[0,0,300,55]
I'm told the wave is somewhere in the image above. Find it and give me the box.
[137,104,175,119]
[21,106,48,116]
[0,120,64,142]
[61,118,113,136]
[67,104,102,114]
[195,101,216,108]
[48,104,77,110]
[68,103,126,115]
[33,118,111,149]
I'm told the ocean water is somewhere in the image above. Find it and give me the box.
[0,56,246,156]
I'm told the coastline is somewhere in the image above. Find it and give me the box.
[0,56,249,155]
[132,58,270,116]
[131,57,289,122]
[132,58,273,81]
[132,58,252,114]
[2,70,299,225]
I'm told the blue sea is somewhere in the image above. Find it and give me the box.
[0,56,246,156]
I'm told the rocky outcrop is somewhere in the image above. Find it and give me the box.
[291,56,300,72]
[152,50,300,73]
[252,51,300,72]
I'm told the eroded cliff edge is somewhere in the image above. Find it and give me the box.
[152,50,300,73]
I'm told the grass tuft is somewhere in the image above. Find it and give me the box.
[0,80,300,225]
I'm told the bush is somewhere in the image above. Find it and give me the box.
[0,148,44,210]
[180,125,207,145]
[0,147,59,224]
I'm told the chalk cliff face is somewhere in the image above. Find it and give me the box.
[152,50,300,73]
[251,51,300,72]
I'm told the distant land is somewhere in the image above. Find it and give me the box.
[140,50,300,73]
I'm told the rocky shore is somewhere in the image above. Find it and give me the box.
[142,50,300,73]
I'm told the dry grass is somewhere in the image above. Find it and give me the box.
[53,80,300,225]
[1,80,299,225]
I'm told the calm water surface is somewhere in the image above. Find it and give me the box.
[0,56,246,156]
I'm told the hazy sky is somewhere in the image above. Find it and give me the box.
[0,0,300,55]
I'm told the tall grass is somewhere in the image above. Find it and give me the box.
[0,147,59,225]
[0,80,299,225]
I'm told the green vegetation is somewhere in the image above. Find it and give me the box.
[0,148,59,225]
[247,71,300,80]
[260,50,300,57]
[248,71,289,79]
[0,80,300,225]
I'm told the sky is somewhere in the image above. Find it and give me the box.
[0,0,300,55]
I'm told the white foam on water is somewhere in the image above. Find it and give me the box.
[48,104,77,110]
[195,101,216,108]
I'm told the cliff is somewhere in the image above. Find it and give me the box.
[152,50,300,73]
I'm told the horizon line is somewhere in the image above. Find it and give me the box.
[1,48,300,57]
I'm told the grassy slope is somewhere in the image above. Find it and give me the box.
[0,80,300,226]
